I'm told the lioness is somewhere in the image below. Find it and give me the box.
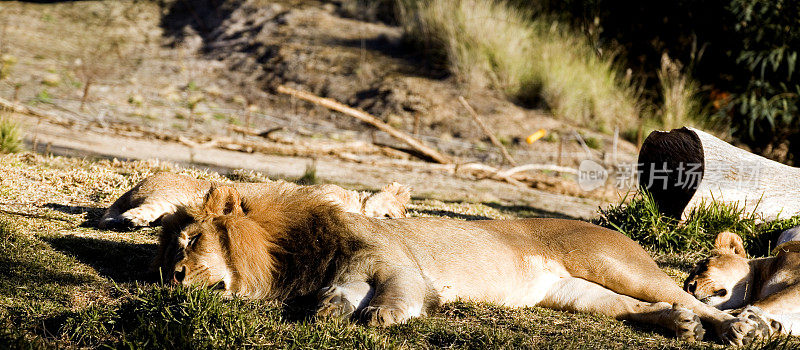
[684,231,800,335]
[98,172,411,230]
[165,184,768,345]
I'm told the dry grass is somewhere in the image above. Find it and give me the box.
[657,54,703,130]
[0,115,21,153]
[397,0,640,131]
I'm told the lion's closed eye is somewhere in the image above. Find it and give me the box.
[188,233,201,248]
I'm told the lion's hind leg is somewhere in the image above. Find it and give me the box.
[539,277,706,342]
[737,306,800,336]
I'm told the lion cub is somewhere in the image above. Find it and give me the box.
[166,185,770,345]
[685,231,800,335]
[98,172,411,230]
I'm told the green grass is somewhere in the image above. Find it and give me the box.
[595,191,800,256]
[0,116,22,153]
[0,217,104,347]
[397,0,640,132]
[1,153,799,349]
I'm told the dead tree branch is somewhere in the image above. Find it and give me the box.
[277,85,453,164]
[458,96,517,166]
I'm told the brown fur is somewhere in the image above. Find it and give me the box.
[167,186,773,345]
[98,172,412,230]
[685,231,800,335]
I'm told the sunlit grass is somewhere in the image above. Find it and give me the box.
[398,0,640,131]
[596,191,800,255]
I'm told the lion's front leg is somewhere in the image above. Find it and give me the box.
[316,282,374,320]
[360,265,430,327]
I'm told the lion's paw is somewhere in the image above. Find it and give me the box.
[737,305,783,336]
[360,306,410,327]
[120,212,152,228]
[720,308,772,346]
[666,304,705,342]
[316,287,356,320]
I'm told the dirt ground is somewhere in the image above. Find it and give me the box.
[0,0,637,219]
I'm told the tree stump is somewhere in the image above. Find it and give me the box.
[638,127,800,220]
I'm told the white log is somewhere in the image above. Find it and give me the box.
[638,127,800,221]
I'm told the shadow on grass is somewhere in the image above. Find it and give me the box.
[44,235,158,283]
[414,209,492,220]
[483,202,582,220]
[43,203,106,227]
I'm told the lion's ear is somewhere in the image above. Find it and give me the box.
[381,182,411,204]
[204,185,244,217]
[714,231,746,257]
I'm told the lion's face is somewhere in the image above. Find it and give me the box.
[173,220,231,290]
[684,253,751,309]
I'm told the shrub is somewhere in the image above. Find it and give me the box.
[397,0,640,131]
[717,0,800,161]
[528,0,800,161]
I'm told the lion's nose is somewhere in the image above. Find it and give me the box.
[686,280,697,294]
[174,266,186,284]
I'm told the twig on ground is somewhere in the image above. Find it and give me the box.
[496,164,578,178]
[458,96,517,166]
[277,85,453,164]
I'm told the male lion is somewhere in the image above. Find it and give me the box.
[684,231,800,335]
[167,185,768,345]
[98,172,411,230]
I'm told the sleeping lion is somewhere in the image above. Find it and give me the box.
[163,184,769,345]
[98,172,411,230]
[684,231,800,336]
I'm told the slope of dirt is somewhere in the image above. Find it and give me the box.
[1,0,632,217]
[159,0,639,164]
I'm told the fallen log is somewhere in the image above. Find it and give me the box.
[638,127,800,220]
[0,96,68,124]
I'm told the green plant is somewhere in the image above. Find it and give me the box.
[596,191,800,256]
[0,117,21,153]
[0,54,17,81]
[60,285,279,348]
[583,135,601,150]
[34,89,52,104]
[716,0,800,160]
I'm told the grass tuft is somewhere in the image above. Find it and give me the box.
[0,116,22,153]
[295,160,318,185]
[596,191,800,256]
[657,54,703,130]
[397,0,640,131]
